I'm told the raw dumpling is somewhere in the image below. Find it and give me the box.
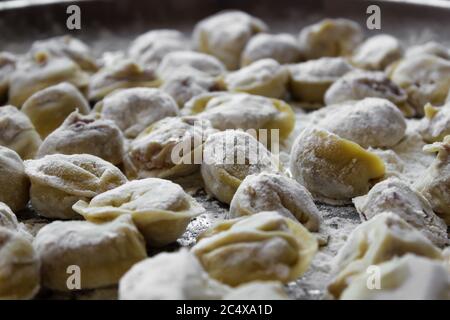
[8,52,89,107]
[229,172,321,232]
[241,33,302,66]
[0,105,42,159]
[201,130,280,204]
[352,34,403,70]
[183,92,295,141]
[88,59,160,101]
[288,57,354,104]
[298,18,363,59]
[406,41,450,60]
[224,59,289,99]
[340,254,450,300]
[25,153,127,219]
[289,127,385,204]
[0,52,16,102]
[119,249,229,300]
[316,98,406,148]
[328,212,442,298]
[0,227,40,299]
[192,211,318,286]
[93,87,179,139]
[0,202,32,241]
[73,178,205,246]
[193,10,268,70]
[21,82,90,138]
[0,146,30,212]
[34,215,147,291]
[419,102,450,143]
[128,29,190,69]
[353,177,448,247]
[37,111,125,165]
[125,116,216,179]
[223,281,289,300]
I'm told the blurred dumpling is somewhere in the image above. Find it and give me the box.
[352,34,403,70]
[193,10,268,70]
[229,172,321,232]
[0,202,32,241]
[25,154,127,219]
[73,178,205,246]
[406,41,450,60]
[0,52,17,102]
[192,211,318,286]
[419,102,450,143]
[223,281,289,300]
[22,82,90,138]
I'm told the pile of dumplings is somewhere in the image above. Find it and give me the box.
[0,10,449,300]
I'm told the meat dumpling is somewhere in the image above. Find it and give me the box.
[352,34,403,70]
[419,102,450,143]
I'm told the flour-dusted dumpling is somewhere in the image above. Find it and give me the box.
[316,98,406,148]
[94,87,179,139]
[406,41,450,60]
[328,212,442,298]
[201,130,280,204]
[353,177,448,247]
[34,215,146,292]
[290,127,385,204]
[298,18,363,60]
[193,10,268,70]
[0,202,32,242]
[419,102,450,143]
[352,34,403,70]
[0,105,42,159]
[340,254,450,300]
[224,59,289,99]
[0,52,17,102]
[37,111,125,165]
[8,52,89,107]
[88,59,160,101]
[229,172,321,231]
[0,146,30,212]
[22,82,90,138]
[0,227,40,299]
[128,29,191,69]
[389,54,450,116]
[415,136,450,225]
[30,35,98,72]
[288,57,354,104]
[223,281,289,300]
[73,178,205,246]
[192,211,317,286]
[183,93,295,141]
[241,33,302,66]
[126,116,216,179]
[25,154,127,219]
[119,249,229,300]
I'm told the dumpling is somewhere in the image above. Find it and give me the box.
[201,130,280,204]
[0,202,32,241]
[353,177,448,247]
[0,52,17,102]
[21,82,90,138]
[224,59,289,99]
[352,34,403,70]
[128,29,191,69]
[25,153,127,219]
[183,93,295,141]
[125,116,216,179]
[223,281,289,300]
[316,98,406,148]
[0,227,40,299]
[193,10,268,70]
[298,18,363,59]
[414,136,450,225]
[8,52,89,107]
[192,211,318,286]
[34,215,147,291]
[0,105,42,159]
[119,249,229,300]
[327,212,443,299]
[72,178,205,246]
[0,146,30,212]
[229,172,321,232]
[37,111,125,165]
[406,41,450,60]
[241,33,302,66]
[419,102,450,143]
[30,35,98,72]
[88,59,160,101]
[340,254,450,300]
[288,57,354,104]
[389,54,450,116]
[289,127,385,204]
[93,87,179,139]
